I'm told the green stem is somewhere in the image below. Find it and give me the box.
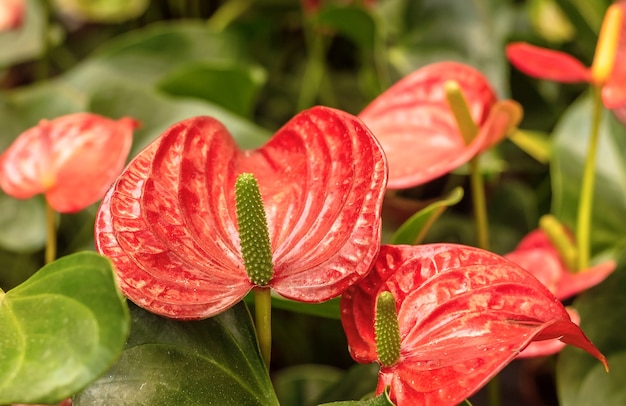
[298,21,327,111]
[207,0,252,32]
[576,86,603,271]
[444,81,489,250]
[254,287,272,369]
[469,158,489,250]
[45,201,57,264]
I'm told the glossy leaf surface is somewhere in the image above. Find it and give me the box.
[341,244,607,406]
[0,252,129,404]
[0,113,138,213]
[96,106,387,319]
[359,62,521,189]
[390,187,464,245]
[75,302,279,405]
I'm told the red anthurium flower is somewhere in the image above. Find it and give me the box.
[95,106,387,320]
[0,113,138,213]
[0,0,24,31]
[505,229,616,301]
[506,1,626,116]
[358,62,522,189]
[341,244,607,406]
[504,229,615,358]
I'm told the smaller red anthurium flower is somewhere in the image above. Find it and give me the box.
[0,113,138,213]
[341,244,607,406]
[95,106,388,320]
[358,62,522,189]
[506,1,626,119]
[504,225,615,358]
[0,0,25,31]
[505,228,616,302]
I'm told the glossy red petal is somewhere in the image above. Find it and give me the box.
[506,42,591,83]
[96,106,387,319]
[0,113,137,213]
[358,62,498,189]
[341,244,607,405]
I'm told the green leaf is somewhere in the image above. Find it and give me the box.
[274,364,344,406]
[157,62,267,118]
[551,92,626,256]
[383,0,514,96]
[390,187,464,245]
[245,294,341,319]
[318,392,394,406]
[313,363,380,404]
[0,0,46,67]
[316,5,377,50]
[0,252,130,404]
[0,193,47,252]
[75,302,280,405]
[556,256,626,406]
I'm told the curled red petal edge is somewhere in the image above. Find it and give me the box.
[506,42,591,83]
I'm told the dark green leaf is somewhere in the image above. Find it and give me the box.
[75,302,280,406]
[0,0,45,67]
[313,363,380,405]
[0,252,130,404]
[557,255,626,406]
[157,62,267,118]
[316,6,377,50]
[390,187,464,245]
[318,392,394,406]
[274,364,344,406]
[245,293,341,319]
[0,193,47,252]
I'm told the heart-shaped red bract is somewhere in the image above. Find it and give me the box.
[95,106,388,320]
[358,62,520,189]
[0,113,137,213]
[341,244,607,406]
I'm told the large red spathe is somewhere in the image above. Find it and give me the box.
[341,244,607,406]
[95,106,388,320]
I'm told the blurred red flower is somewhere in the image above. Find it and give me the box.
[95,106,387,320]
[0,0,24,31]
[0,113,137,213]
[505,229,616,301]
[505,229,616,358]
[358,62,521,189]
[341,244,607,406]
[506,1,626,121]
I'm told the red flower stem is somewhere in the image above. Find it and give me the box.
[45,201,57,264]
[253,287,272,369]
[576,85,604,271]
